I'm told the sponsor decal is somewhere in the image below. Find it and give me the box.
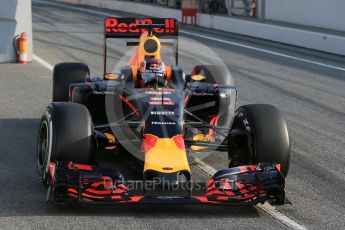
[191,134,216,151]
[191,92,213,96]
[156,196,181,200]
[137,88,175,96]
[104,73,119,80]
[193,134,215,142]
[138,88,175,92]
[191,75,206,81]
[150,111,175,115]
[151,121,176,125]
[105,18,177,35]
[92,91,115,95]
[150,97,171,101]
[148,101,176,105]
[144,91,172,95]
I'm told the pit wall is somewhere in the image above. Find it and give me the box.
[265,0,345,32]
[0,0,33,63]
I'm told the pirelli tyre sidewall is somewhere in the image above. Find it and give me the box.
[37,117,50,186]
[37,102,94,185]
[53,62,90,102]
[229,104,291,177]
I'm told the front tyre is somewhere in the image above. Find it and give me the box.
[37,102,95,186]
[228,104,291,177]
[37,119,50,186]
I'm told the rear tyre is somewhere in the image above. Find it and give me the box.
[53,62,89,102]
[228,104,291,177]
[191,65,231,85]
[37,102,94,186]
[188,65,234,131]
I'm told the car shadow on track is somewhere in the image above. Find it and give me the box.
[0,118,260,218]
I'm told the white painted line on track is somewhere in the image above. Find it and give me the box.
[180,30,345,72]
[34,0,345,72]
[194,158,308,230]
[33,54,54,71]
[35,0,115,17]
[257,203,307,230]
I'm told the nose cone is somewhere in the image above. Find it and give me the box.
[143,135,190,174]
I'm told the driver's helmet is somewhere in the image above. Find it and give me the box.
[139,57,165,85]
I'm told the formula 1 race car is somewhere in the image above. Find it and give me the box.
[37,18,290,206]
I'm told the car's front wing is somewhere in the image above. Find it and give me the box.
[47,161,287,206]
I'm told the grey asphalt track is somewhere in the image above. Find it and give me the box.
[1,0,345,229]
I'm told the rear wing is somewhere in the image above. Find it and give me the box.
[103,18,179,73]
